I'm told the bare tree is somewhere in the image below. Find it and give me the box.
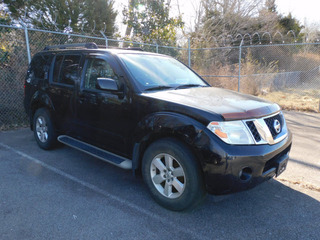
[202,0,262,35]
[192,0,279,46]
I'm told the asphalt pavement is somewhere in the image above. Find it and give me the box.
[0,111,319,240]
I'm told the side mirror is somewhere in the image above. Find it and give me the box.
[96,78,119,91]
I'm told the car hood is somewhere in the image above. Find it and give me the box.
[141,87,280,121]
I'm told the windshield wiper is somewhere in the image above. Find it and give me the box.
[144,85,174,91]
[174,84,206,90]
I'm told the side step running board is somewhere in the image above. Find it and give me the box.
[57,135,132,170]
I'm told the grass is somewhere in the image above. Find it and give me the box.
[259,90,320,113]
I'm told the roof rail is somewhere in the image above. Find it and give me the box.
[43,42,98,51]
[43,42,144,52]
[95,45,143,51]
[126,47,143,51]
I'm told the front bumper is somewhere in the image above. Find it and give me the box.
[198,129,292,195]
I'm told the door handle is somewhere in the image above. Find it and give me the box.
[78,94,86,103]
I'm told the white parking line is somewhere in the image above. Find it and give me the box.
[0,142,204,239]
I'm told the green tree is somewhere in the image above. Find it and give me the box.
[0,9,12,63]
[0,8,11,25]
[278,13,304,42]
[3,0,117,35]
[81,0,117,35]
[122,0,184,45]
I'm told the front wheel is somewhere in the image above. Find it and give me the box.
[142,138,206,211]
[33,108,57,150]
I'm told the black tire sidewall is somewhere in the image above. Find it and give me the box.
[142,138,205,211]
[33,108,56,150]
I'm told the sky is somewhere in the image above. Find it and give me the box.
[276,0,320,26]
[114,0,320,34]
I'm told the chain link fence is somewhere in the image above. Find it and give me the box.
[1,26,28,130]
[1,24,319,130]
[193,43,320,112]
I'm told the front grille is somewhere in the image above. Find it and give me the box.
[244,112,287,145]
[264,113,284,137]
[246,121,261,142]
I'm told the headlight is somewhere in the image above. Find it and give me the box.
[207,121,254,145]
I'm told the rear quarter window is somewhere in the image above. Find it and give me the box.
[27,54,52,82]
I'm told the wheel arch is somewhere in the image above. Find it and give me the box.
[29,91,55,130]
[132,112,209,172]
[140,131,208,211]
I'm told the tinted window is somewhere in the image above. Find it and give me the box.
[53,55,64,83]
[61,55,81,85]
[52,55,81,85]
[84,58,118,90]
[28,54,52,80]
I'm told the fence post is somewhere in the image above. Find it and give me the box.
[188,38,191,67]
[156,43,159,53]
[100,31,108,47]
[22,23,31,64]
[238,40,244,92]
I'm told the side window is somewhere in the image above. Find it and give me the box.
[27,54,52,82]
[61,55,81,85]
[84,58,118,90]
[53,55,63,83]
[52,55,81,85]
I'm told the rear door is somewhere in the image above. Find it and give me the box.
[48,53,82,131]
[75,54,133,156]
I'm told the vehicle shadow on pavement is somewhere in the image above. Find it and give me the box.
[59,154,320,239]
[96,167,320,239]
[75,151,319,239]
[168,179,320,239]
[1,128,319,239]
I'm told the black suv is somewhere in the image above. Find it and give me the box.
[24,43,292,211]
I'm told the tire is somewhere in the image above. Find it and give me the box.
[33,108,57,150]
[142,138,206,211]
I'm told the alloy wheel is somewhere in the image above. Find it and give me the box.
[150,153,186,199]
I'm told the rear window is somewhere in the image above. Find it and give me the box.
[52,55,81,85]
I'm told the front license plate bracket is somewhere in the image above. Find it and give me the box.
[276,155,289,177]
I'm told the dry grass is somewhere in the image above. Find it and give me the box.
[291,51,320,71]
[192,48,320,113]
[277,178,320,193]
[259,90,320,113]
[196,49,278,96]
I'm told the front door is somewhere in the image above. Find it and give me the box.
[75,54,132,156]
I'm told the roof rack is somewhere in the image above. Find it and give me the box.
[43,42,144,52]
[43,42,98,51]
[126,47,143,51]
[96,45,143,51]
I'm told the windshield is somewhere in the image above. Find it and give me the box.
[119,54,208,91]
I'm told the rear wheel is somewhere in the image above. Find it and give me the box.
[142,138,206,211]
[33,108,57,150]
